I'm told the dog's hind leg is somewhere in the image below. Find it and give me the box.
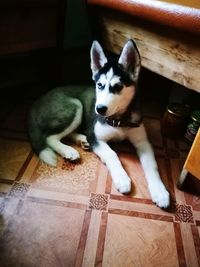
[46,99,83,162]
[93,140,131,194]
[47,135,80,162]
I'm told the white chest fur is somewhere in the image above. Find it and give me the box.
[94,121,126,142]
[94,120,148,146]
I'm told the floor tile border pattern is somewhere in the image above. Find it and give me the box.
[173,222,187,267]
[1,180,198,225]
[89,193,109,211]
[15,151,34,181]
[95,211,108,267]
[74,210,92,267]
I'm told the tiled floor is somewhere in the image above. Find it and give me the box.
[0,101,200,267]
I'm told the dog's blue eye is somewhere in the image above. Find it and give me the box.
[97,83,104,90]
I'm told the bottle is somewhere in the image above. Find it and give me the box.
[161,103,190,139]
[185,110,200,144]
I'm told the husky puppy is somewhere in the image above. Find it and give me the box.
[28,39,170,208]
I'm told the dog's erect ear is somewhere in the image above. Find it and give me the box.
[118,39,141,81]
[90,41,108,80]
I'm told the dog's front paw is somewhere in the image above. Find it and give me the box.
[149,182,170,209]
[114,175,131,194]
[80,140,90,150]
[76,135,90,150]
[63,147,80,162]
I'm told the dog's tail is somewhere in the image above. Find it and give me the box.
[28,112,57,166]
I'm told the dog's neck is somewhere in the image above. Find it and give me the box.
[105,114,142,128]
[97,92,142,128]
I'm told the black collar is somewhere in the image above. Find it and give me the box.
[105,116,142,128]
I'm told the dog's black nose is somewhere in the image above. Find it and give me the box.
[96,105,107,115]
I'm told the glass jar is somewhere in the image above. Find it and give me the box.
[161,103,190,139]
[185,110,200,144]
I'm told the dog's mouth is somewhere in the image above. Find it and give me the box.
[105,114,120,120]
[105,108,126,120]
[97,112,121,120]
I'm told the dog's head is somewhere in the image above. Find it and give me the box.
[90,39,141,118]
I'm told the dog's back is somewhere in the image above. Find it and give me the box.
[28,85,95,165]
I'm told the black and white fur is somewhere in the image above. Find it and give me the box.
[28,39,170,208]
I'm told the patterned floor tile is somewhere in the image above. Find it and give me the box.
[102,214,179,267]
[89,193,109,210]
[175,204,194,223]
[0,201,86,267]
